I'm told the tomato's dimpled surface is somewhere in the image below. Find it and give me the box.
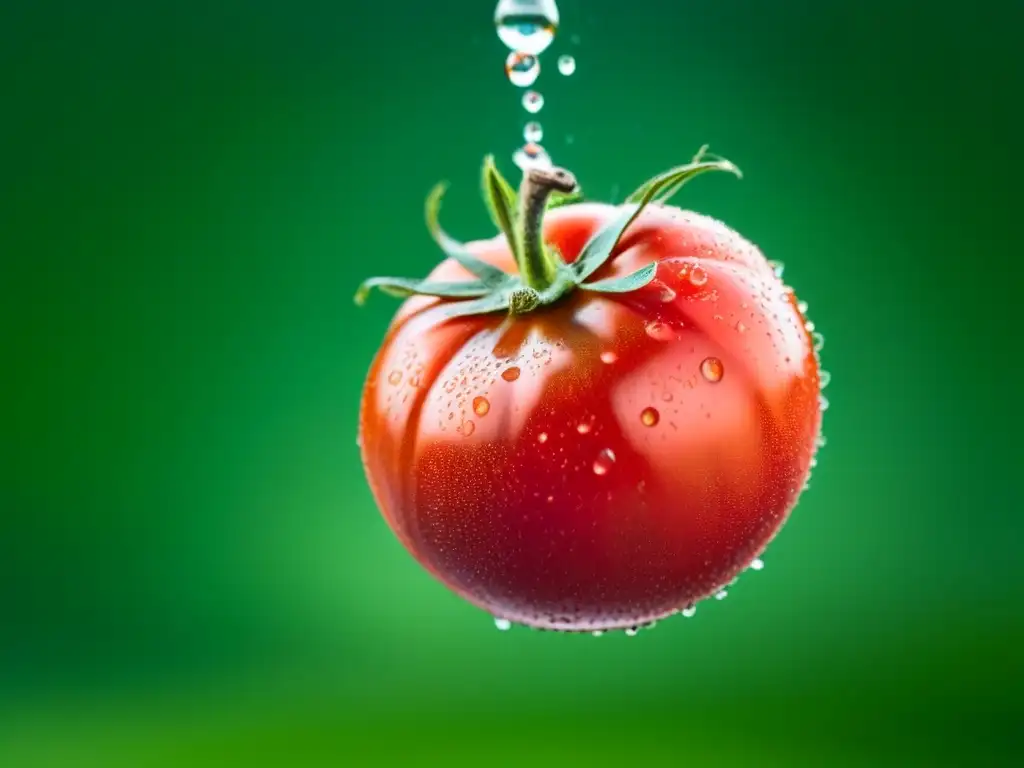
[359,203,821,632]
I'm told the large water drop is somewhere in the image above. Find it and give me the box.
[495,0,559,56]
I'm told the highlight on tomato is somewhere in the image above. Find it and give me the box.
[356,147,826,634]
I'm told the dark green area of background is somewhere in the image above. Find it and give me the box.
[2,0,1022,764]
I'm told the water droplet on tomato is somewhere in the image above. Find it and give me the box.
[656,282,676,302]
[645,321,675,341]
[459,419,476,437]
[810,456,818,469]
[513,142,551,171]
[502,366,521,381]
[812,331,825,351]
[700,357,724,383]
[473,396,490,416]
[805,320,816,332]
[625,627,639,637]
[576,418,593,434]
[640,407,660,427]
[798,300,809,314]
[600,350,617,364]
[524,120,543,142]
[505,51,540,87]
[537,431,548,443]
[688,265,708,286]
[769,260,785,277]
[592,448,616,475]
[735,320,747,333]
[682,605,697,618]
[715,590,728,600]
[495,0,559,56]
[591,630,604,637]
[819,370,831,389]
[387,370,402,386]
[750,558,765,571]
[557,53,576,75]
[494,617,512,631]
[819,394,830,411]
[522,90,545,114]
[816,435,828,449]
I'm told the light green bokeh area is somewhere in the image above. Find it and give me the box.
[2,0,1021,764]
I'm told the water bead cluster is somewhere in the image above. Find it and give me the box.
[495,0,576,171]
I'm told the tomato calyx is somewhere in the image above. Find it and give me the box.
[354,146,741,318]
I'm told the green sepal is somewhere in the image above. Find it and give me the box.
[546,189,584,210]
[425,183,512,288]
[625,149,740,205]
[579,262,658,294]
[482,155,519,258]
[354,276,492,306]
[573,157,741,284]
[432,291,510,322]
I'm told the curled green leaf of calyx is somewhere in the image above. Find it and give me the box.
[574,156,741,284]
[546,188,584,210]
[354,275,492,306]
[579,262,658,294]
[425,183,513,288]
[482,155,520,258]
[625,149,741,205]
[431,292,511,322]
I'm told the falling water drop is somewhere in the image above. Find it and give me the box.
[524,120,543,142]
[495,0,560,56]
[522,90,545,114]
[557,54,576,75]
[505,51,540,87]
[513,142,552,170]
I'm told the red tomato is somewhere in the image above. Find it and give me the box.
[358,159,822,633]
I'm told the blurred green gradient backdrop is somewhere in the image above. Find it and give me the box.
[2,0,1022,764]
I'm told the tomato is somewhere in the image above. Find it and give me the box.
[357,154,823,633]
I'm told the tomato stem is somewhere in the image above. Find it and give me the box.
[515,166,578,292]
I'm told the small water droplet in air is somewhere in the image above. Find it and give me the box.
[715,590,728,600]
[557,54,576,75]
[819,370,831,388]
[769,260,785,278]
[387,370,402,385]
[812,331,825,352]
[688,265,708,286]
[473,396,490,416]
[640,407,660,427]
[513,141,551,170]
[735,321,747,333]
[625,627,639,637]
[600,350,617,364]
[645,321,675,341]
[522,90,545,114]
[537,431,548,443]
[524,120,543,142]
[592,448,616,475]
[494,617,511,631]
[682,605,697,618]
[700,357,724,383]
[495,0,559,56]
[750,558,765,571]
[502,366,521,381]
[505,51,540,87]
[819,394,830,411]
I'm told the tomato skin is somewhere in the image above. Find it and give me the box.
[359,203,821,631]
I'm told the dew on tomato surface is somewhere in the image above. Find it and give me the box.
[591,630,604,637]
[524,120,543,142]
[501,366,521,382]
[576,417,593,434]
[387,370,402,386]
[458,419,476,437]
[700,356,724,383]
[798,299,809,314]
[682,605,697,618]
[494,617,512,631]
[640,406,660,427]
[599,350,617,364]
[537,431,548,443]
[688,264,708,286]
[812,331,825,351]
[750,558,765,571]
[522,90,545,114]
[735,320,748,333]
[495,0,559,56]
[513,141,552,171]
[715,589,728,600]
[769,260,785,278]
[819,370,831,388]
[592,448,616,475]
[473,396,490,416]
[557,53,576,75]
[655,282,677,303]
[819,394,830,412]
[645,321,676,342]
[505,51,540,88]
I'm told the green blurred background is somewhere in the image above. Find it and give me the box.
[2,0,1021,764]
